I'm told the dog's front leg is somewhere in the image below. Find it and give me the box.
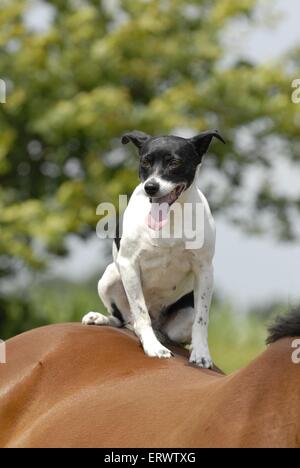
[190,263,214,369]
[117,258,172,359]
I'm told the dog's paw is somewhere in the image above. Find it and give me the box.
[82,312,109,326]
[189,348,213,369]
[143,341,173,359]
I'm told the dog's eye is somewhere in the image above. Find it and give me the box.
[169,159,181,168]
[141,159,151,168]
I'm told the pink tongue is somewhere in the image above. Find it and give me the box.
[147,202,170,231]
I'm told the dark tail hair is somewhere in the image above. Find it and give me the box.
[267,308,300,345]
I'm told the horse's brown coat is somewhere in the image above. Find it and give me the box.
[0,324,299,448]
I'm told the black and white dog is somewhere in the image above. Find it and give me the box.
[82,130,225,368]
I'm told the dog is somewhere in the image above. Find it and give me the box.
[82,130,225,368]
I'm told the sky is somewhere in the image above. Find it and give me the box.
[222,0,300,64]
[242,0,300,63]
[31,0,300,310]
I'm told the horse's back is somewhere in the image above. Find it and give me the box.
[0,324,299,448]
[0,324,220,448]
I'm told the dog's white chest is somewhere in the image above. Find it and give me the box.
[139,243,194,314]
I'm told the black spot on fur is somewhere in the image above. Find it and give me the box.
[166,292,194,315]
[159,292,194,330]
[137,305,148,317]
[267,308,300,345]
[111,303,125,326]
[114,221,121,251]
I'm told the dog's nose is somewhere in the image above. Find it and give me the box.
[144,180,160,196]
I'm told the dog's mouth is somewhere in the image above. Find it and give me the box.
[147,184,186,231]
[150,184,186,206]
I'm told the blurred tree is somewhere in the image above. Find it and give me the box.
[0,0,300,282]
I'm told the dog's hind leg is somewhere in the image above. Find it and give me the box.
[160,292,195,345]
[82,263,131,328]
[162,308,195,344]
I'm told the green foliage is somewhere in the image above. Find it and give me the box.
[0,0,300,280]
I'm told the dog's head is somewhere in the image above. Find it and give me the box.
[122,130,225,206]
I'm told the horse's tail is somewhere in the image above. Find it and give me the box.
[267,308,300,345]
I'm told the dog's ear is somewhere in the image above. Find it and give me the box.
[121,131,151,150]
[189,130,226,162]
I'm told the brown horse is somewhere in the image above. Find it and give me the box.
[0,311,299,448]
